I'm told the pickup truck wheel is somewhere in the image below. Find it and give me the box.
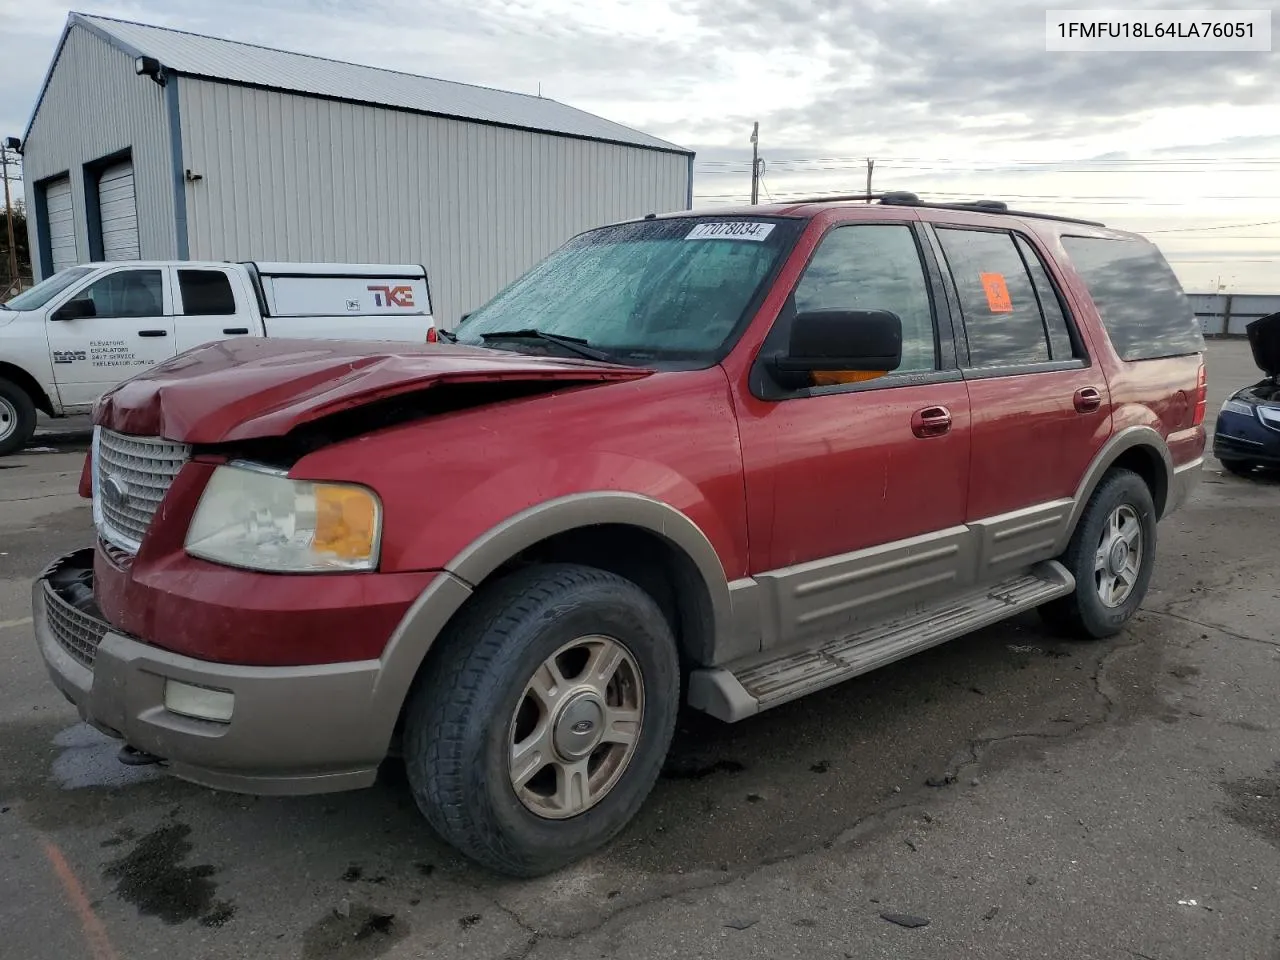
[1039,468,1157,640]
[0,378,37,457]
[403,563,680,877]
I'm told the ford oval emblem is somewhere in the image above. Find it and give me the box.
[102,474,130,508]
[572,720,594,734]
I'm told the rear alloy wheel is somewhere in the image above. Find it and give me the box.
[1220,459,1256,478]
[403,563,679,877]
[0,378,37,457]
[1039,468,1157,640]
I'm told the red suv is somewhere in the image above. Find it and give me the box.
[34,193,1206,876]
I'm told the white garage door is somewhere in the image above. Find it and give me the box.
[98,161,140,261]
[45,177,78,274]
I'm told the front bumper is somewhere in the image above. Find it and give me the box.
[1213,408,1280,466]
[35,549,392,795]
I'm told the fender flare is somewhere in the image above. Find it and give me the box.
[366,492,732,751]
[1054,424,1173,553]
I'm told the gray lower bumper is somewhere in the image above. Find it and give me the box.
[1166,456,1204,517]
[33,551,390,796]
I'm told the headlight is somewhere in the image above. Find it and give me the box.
[185,463,382,572]
[1220,398,1256,417]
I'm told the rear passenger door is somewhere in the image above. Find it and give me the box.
[172,267,261,354]
[927,224,1110,579]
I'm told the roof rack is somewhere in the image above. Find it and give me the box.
[784,191,1105,228]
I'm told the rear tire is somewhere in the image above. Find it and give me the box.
[402,563,680,877]
[1220,458,1256,478]
[0,378,36,457]
[1038,468,1157,640]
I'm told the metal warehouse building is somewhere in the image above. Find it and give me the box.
[19,12,693,326]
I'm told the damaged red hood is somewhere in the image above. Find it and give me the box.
[94,337,653,443]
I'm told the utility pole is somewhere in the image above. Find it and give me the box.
[750,122,760,205]
[1,146,17,289]
[865,158,874,202]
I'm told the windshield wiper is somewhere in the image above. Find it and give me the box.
[477,329,614,362]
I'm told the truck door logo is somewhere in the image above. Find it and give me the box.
[367,285,415,308]
[52,349,87,364]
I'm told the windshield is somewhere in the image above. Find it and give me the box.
[4,267,94,311]
[455,216,799,363]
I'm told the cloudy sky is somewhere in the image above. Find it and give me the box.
[3,0,1278,292]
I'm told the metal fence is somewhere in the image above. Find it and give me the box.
[1188,293,1280,337]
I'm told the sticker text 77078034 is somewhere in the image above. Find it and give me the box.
[685,222,776,242]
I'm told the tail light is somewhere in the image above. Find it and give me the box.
[425,327,438,343]
[1192,362,1207,426]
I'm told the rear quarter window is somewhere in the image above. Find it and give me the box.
[1060,235,1204,361]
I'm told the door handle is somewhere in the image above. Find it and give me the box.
[911,405,952,438]
[223,327,249,335]
[138,329,168,337]
[1074,386,1103,413]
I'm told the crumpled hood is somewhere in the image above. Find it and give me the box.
[94,337,652,443]
[1247,312,1280,379]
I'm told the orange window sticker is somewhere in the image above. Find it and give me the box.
[979,272,1013,313]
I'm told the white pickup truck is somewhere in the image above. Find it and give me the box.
[0,260,434,454]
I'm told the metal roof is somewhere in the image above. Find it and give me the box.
[35,12,690,155]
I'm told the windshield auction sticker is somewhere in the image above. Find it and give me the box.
[685,222,776,241]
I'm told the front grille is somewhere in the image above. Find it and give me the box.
[94,428,191,554]
[43,579,109,670]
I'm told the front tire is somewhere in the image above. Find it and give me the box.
[1039,468,1157,640]
[0,378,36,457]
[403,563,680,877]
[1221,458,1256,478]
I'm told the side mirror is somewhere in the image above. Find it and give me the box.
[770,309,903,388]
[52,298,96,321]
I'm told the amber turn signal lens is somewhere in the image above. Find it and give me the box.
[313,485,379,560]
[811,370,887,386]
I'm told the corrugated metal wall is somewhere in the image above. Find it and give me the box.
[22,25,176,277]
[177,79,690,326]
[1188,293,1280,336]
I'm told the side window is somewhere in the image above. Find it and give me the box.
[1059,235,1204,361]
[178,270,237,316]
[936,228,1050,367]
[792,224,937,373]
[68,270,164,319]
[1015,235,1076,361]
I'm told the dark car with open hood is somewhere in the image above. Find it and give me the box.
[1213,312,1280,476]
[32,192,1206,877]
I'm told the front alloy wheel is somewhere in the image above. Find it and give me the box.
[403,563,680,877]
[508,635,644,819]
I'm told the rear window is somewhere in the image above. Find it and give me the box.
[178,270,237,315]
[1060,235,1204,361]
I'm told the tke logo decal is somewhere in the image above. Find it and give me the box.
[367,285,415,308]
[52,350,87,364]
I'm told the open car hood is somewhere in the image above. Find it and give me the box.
[1247,312,1280,379]
[94,337,652,444]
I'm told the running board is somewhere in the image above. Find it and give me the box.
[687,561,1075,722]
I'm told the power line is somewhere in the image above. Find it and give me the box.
[1143,219,1280,233]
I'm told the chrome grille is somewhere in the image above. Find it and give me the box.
[43,579,108,670]
[94,428,191,554]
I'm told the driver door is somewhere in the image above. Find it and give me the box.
[735,221,973,649]
[46,267,177,409]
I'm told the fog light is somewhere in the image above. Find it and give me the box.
[164,680,235,723]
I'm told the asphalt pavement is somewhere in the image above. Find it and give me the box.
[0,341,1276,960]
